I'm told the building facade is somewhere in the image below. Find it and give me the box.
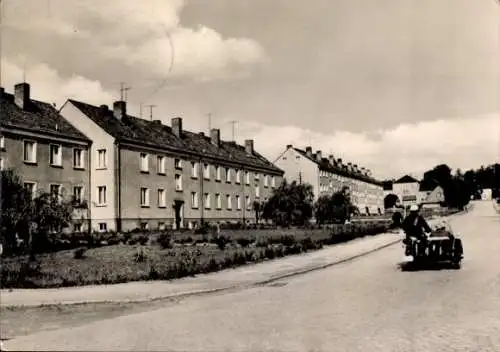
[59,99,283,232]
[0,83,91,232]
[273,145,384,215]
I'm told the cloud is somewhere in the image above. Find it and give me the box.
[2,59,114,107]
[234,114,499,180]
[3,0,266,81]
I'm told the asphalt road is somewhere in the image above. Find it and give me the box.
[5,201,500,352]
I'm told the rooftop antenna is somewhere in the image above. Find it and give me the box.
[228,120,238,141]
[145,104,156,121]
[207,113,212,133]
[139,103,143,118]
[119,82,131,102]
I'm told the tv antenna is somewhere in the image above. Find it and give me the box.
[119,82,131,102]
[207,113,212,133]
[145,104,156,120]
[228,120,238,141]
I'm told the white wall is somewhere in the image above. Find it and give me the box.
[393,182,420,207]
[59,102,117,231]
[274,148,319,198]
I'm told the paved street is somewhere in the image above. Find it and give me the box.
[5,201,500,352]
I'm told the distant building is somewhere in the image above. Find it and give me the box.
[391,175,420,208]
[273,145,384,215]
[59,99,283,232]
[0,83,91,232]
[384,175,444,210]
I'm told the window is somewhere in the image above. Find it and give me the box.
[264,175,269,188]
[74,223,82,233]
[174,158,182,169]
[73,148,84,168]
[140,222,149,230]
[50,184,61,199]
[0,135,5,149]
[255,173,260,180]
[73,186,83,203]
[157,156,166,174]
[97,186,107,205]
[23,140,37,163]
[140,187,150,207]
[158,189,166,207]
[175,174,183,191]
[216,193,222,209]
[191,192,199,209]
[191,162,199,178]
[97,149,107,169]
[203,163,210,179]
[226,168,231,183]
[236,169,241,184]
[140,153,149,172]
[24,182,36,199]
[272,176,276,188]
[0,157,3,171]
[255,184,260,198]
[204,193,211,209]
[236,195,241,210]
[216,166,221,181]
[227,195,232,210]
[246,195,251,210]
[158,222,166,231]
[245,171,250,185]
[99,223,107,232]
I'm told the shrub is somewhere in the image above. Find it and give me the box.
[213,234,230,250]
[73,247,87,259]
[134,246,147,262]
[236,237,253,248]
[157,231,174,249]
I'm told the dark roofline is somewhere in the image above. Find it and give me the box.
[394,175,419,184]
[69,99,283,175]
[293,147,383,186]
[0,124,91,144]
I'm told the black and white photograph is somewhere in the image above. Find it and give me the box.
[0,0,499,351]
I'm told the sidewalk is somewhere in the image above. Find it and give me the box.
[0,232,402,308]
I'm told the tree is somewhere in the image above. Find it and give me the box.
[384,194,399,209]
[1,169,75,257]
[262,179,314,227]
[314,187,354,224]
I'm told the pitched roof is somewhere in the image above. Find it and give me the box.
[382,180,393,191]
[0,91,90,142]
[293,147,383,186]
[68,99,283,175]
[419,178,439,192]
[394,175,419,184]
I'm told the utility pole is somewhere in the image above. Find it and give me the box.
[139,103,143,119]
[145,104,156,120]
[119,82,131,102]
[228,120,238,141]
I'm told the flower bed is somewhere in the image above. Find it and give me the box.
[0,221,390,289]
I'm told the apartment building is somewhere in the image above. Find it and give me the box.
[274,145,384,215]
[59,99,284,232]
[0,83,91,232]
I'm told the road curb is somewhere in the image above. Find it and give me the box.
[1,236,402,309]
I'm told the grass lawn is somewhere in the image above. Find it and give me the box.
[1,223,390,289]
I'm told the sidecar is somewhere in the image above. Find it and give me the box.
[404,220,463,269]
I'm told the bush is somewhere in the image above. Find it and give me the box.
[73,247,87,259]
[236,237,253,248]
[157,231,174,249]
[212,234,230,250]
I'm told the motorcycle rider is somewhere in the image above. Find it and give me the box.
[402,204,432,245]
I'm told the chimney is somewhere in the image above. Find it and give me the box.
[14,83,30,110]
[328,155,335,165]
[171,117,182,137]
[337,158,343,165]
[199,132,205,137]
[99,104,108,115]
[353,164,358,173]
[113,101,126,120]
[286,144,293,149]
[210,128,221,146]
[245,139,254,154]
[316,150,322,161]
[305,146,313,158]
[153,120,162,125]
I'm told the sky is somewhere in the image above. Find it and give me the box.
[1,0,499,179]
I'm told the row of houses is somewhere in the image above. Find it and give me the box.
[274,145,385,215]
[1,82,284,233]
[383,175,445,209]
[1,82,388,233]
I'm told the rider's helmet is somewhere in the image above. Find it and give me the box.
[409,204,419,212]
